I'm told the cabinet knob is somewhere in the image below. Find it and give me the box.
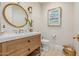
[28,48,30,51]
[28,40,30,42]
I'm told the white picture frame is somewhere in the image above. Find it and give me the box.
[48,7,62,26]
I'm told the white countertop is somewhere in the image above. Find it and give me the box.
[0,32,41,43]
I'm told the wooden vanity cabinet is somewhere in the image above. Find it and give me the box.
[0,34,41,56]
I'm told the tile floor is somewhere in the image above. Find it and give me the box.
[40,43,79,56]
[41,48,64,56]
[41,47,79,56]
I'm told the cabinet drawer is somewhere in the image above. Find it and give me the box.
[1,34,41,56]
[26,35,41,45]
[6,38,27,45]
[7,45,39,56]
[4,38,29,55]
[28,36,41,52]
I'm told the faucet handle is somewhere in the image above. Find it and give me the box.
[19,28,24,33]
[24,29,27,33]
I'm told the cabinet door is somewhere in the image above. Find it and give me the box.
[26,35,41,52]
[1,34,41,56]
[0,43,2,56]
[2,38,28,56]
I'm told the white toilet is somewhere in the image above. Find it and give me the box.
[41,38,49,51]
[41,34,56,51]
[41,35,64,55]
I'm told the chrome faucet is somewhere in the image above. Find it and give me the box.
[13,30,18,34]
[18,29,24,33]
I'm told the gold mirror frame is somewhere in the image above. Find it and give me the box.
[3,3,28,28]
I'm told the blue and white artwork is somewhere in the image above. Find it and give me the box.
[48,7,61,26]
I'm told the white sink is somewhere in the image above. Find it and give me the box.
[0,33,18,42]
[0,32,40,43]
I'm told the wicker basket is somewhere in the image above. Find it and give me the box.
[63,45,76,56]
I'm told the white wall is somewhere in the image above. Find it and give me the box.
[0,3,1,32]
[0,2,76,46]
[73,3,79,34]
[41,3,74,46]
[0,2,41,33]
[73,3,79,53]
[20,2,42,32]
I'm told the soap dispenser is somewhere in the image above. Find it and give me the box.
[2,25,6,32]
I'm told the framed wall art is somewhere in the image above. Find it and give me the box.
[48,7,62,26]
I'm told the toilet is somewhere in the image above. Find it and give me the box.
[41,34,56,51]
[41,38,49,51]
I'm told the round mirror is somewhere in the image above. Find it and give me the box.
[3,3,28,28]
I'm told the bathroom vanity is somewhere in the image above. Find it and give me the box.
[0,32,41,56]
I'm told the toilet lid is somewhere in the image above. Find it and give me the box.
[41,39,49,43]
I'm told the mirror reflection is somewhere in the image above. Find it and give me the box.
[3,3,28,28]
